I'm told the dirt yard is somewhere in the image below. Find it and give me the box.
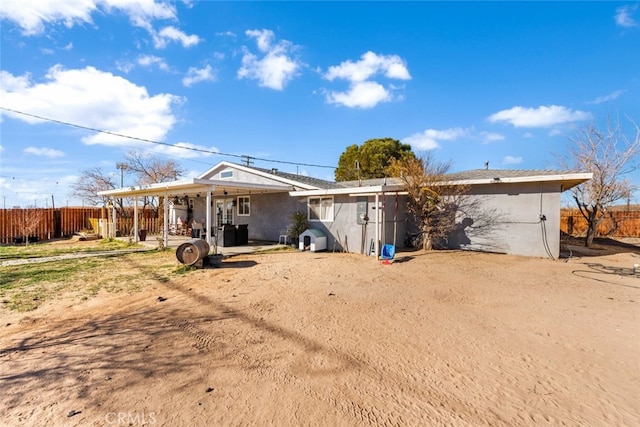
[1,243,639,426]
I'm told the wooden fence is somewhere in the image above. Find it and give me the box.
[561,209,640,238]
[0,207,160,244]
[3,206,638,245]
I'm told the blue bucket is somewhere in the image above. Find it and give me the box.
[381,244,395,260]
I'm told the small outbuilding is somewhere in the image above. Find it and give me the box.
[299,229,327,252]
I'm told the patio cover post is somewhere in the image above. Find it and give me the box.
[134,196,139,243]
[111,202,116,239]
[205,189,212,247]
[374,193,379,259]
[163,192,169,248]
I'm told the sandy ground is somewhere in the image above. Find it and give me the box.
[1,246,639,426]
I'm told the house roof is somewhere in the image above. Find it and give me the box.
[444,169,592,190]
[247,165,342,190]
[290,168,592,197]
[97,161,591,200]
[447,168,574,180]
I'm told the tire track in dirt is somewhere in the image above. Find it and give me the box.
[165,317,480,425]
[167,318,419,426]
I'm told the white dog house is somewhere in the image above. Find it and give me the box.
[299,229,327,252]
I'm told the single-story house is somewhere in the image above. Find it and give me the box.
[98,161,591,259]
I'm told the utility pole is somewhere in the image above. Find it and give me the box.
[116,163,127,188]
[241,155,253,166]
[116,163,128,237]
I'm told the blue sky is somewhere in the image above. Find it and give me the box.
[1,1,639,208]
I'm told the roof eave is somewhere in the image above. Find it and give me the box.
[449,172,593,188]
[290,184,405,197]
[98,178,292,198]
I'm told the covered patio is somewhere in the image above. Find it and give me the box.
[98,177,294,251]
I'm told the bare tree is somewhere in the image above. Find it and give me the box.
[70,167,117,207]
[124,150,185,185]
[124,151,186,216]
[15,207,45,246]
[388,152,469,250]
[560,117,639,247]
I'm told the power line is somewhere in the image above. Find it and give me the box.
[0,106,336,169]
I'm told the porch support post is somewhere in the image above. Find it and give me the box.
[205,187,212,248]
[163,192,169,248]
[374,193,379,259]
[111,202,116,239]
[134,196,139,243]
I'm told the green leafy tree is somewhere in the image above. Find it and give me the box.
[335,138,415,181]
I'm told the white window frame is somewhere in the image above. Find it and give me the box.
[220,170,233,179]
[237,196,250,216]
[308,196,334,222]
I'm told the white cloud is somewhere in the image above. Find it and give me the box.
[325,81,391,109]
[615,5,638,27]
[237,29,302,90]
[488,105,592,127]
[0,0,176,35]
[137,54,169,71]
[182,65,215,87]
[153,26,201,49]
[322,51,410,109]
[402,128,468,150]
[246,29,274,52]
[62,42,73,50]
[0,65,182,147]
[216,31,236,38]
[479,131,504,143]
[154,142,219,159]
[324,51,411,83]
[587,89,626,104]
[522,132,534,138]
[502,156,523,165]
[24,146,65,158]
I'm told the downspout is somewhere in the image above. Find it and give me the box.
[393,192,398,248]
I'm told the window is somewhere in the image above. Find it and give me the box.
[308,196,333,221]
[238,196,250,216]
[220,170,233,179]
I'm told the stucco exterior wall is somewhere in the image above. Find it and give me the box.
[301,193,410,255]
[187,174,563,259]
[449,181,561,258]
[243,192,307,241]
[190,192,307,242]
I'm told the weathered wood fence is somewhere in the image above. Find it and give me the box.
[0,207,160,244]
[3,206,638,245]
[560,209,640,238]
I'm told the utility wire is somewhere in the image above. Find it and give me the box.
[0,106,336,169]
